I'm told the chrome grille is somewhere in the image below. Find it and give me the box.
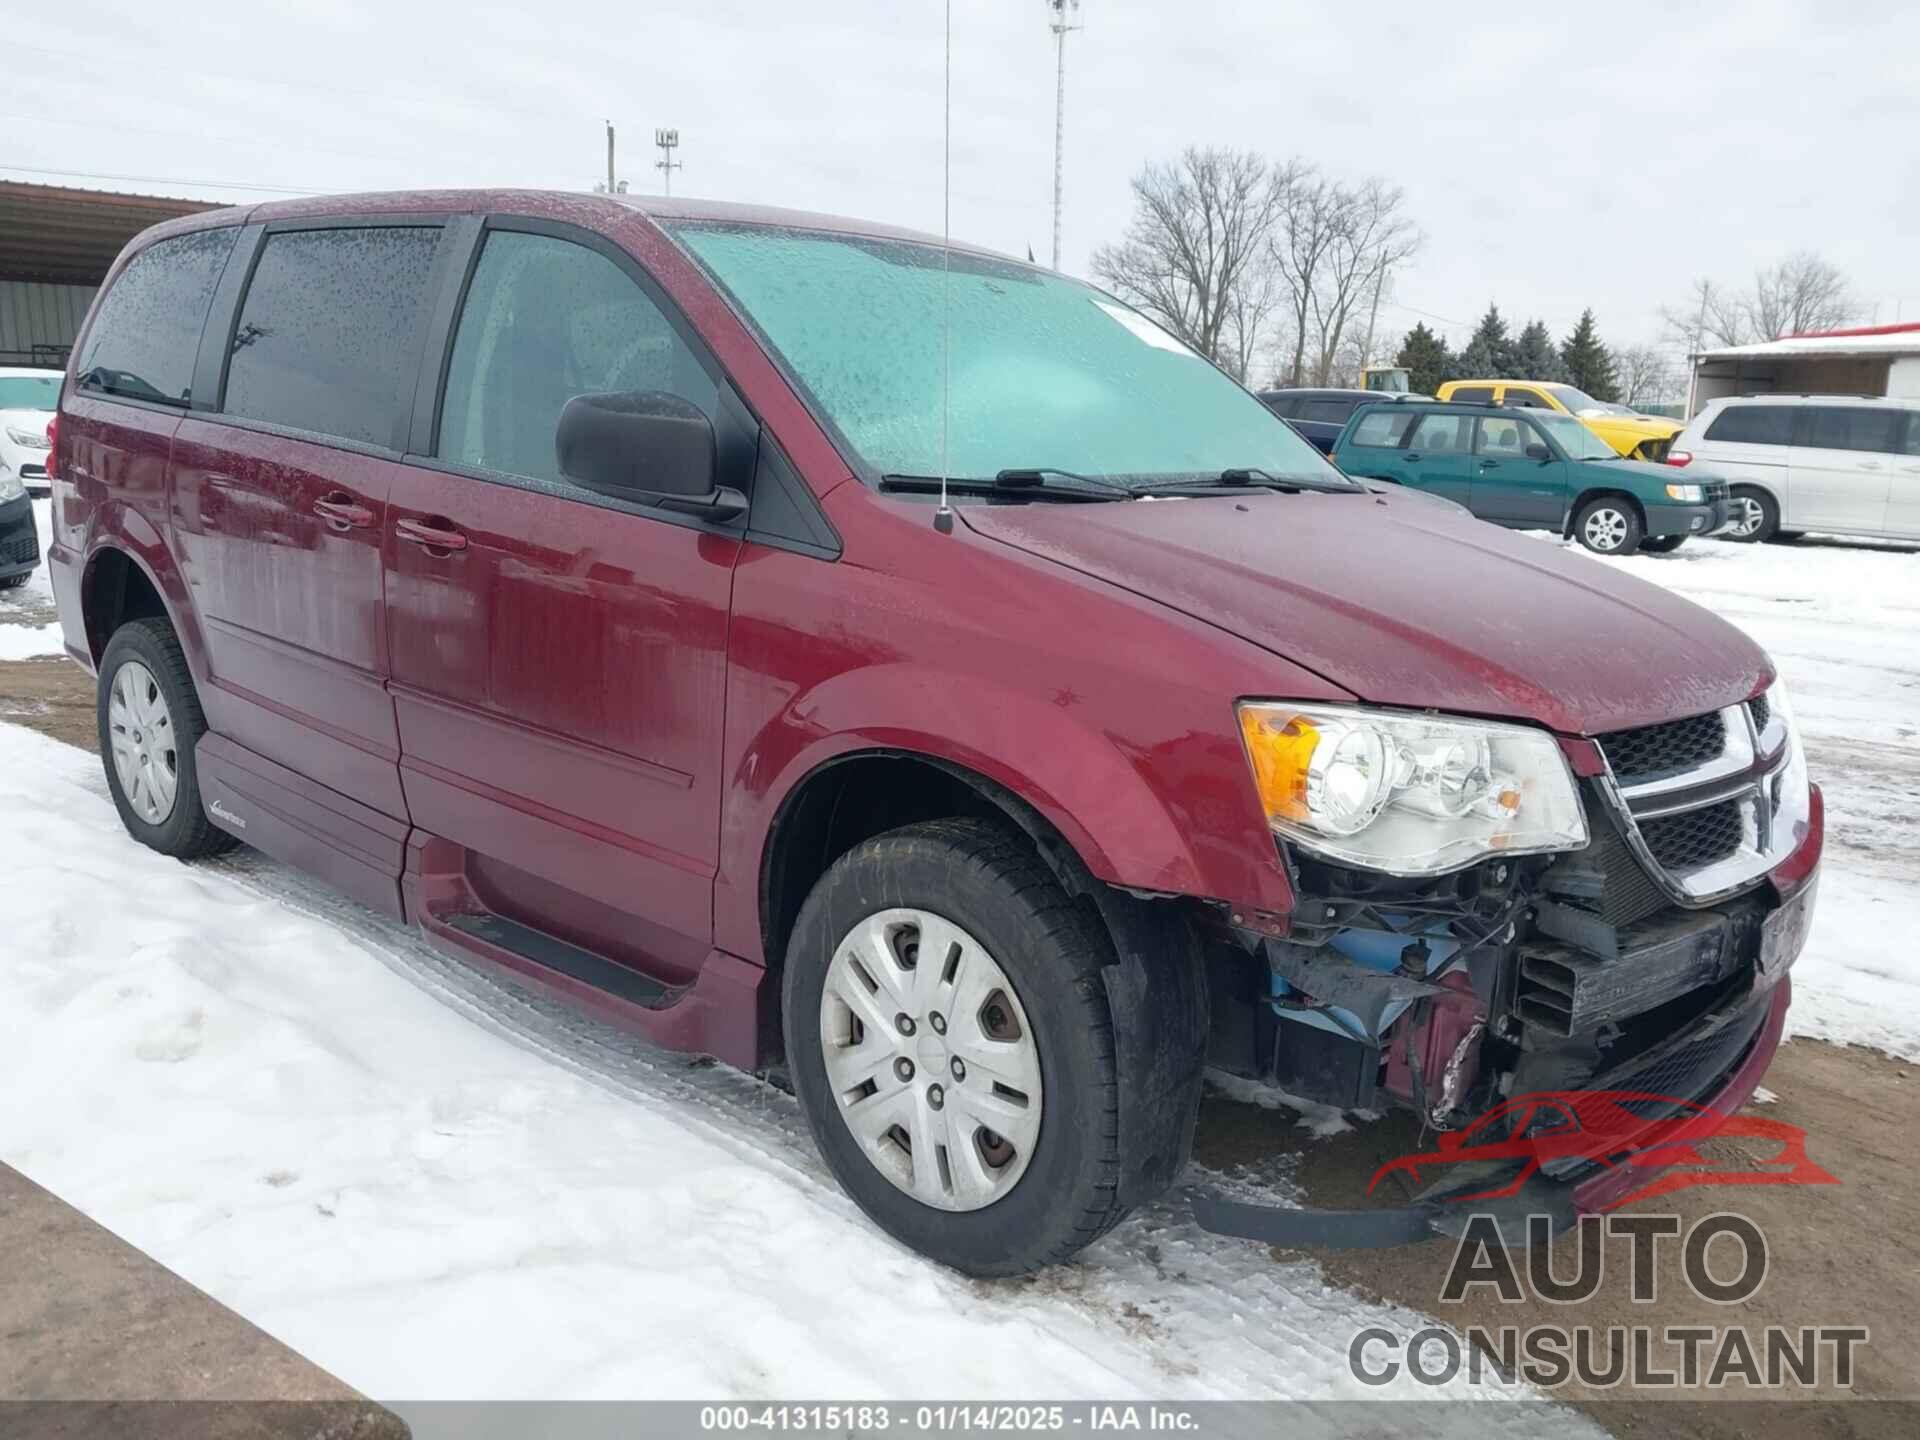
[1598,712,1725,784]
[1748,693,1769,733]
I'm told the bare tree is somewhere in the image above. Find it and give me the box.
[1090,148,1290,381]
[1612,344,1679,408]
[1304,178,1422,385]
[1660,252,1858,351]
[1268,161,1336,387]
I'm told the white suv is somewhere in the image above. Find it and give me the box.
[0,367,62,497]
[1667,394,1920,543]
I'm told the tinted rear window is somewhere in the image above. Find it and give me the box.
[1803,406,1906,454]
[1450,386,1495,405]
[1298,398,1358,424]
[1704,405,1796,446]
[223,227,440,447]
[76,228,237,407]
[1259,394,1298,418]
[1348,409,1418,448]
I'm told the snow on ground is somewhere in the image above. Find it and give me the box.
[1570,532,1920,1059]
[0,723,1577,1424]
[0,498,62,659]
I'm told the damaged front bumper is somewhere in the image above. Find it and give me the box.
[1191,783,1822,1251]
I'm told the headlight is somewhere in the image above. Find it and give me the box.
[1665,482,1705,503]
[5,426,50,450]
[1236,703,1588,875]
[0,472,24,502]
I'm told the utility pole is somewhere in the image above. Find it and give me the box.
[654,128,682,197]
[606,121,616,194]
[1046,0,1082,271]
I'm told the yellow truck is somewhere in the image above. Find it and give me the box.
[1434,380,1682,462]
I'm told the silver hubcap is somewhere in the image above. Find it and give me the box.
[819,908,1043,1212]
[108,660,179,825]
[1583,507,1629,551]
[1730,496,1764,538]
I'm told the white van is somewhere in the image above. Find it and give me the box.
[1667,395,1920,543]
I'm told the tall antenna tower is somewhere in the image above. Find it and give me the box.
[1045,0,1082,271]
[654,128,682,196]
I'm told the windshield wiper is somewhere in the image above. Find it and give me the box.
[993,466,1135,497]
[877,473,1126,503]
[1136,468,1360,496]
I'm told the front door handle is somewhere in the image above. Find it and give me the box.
[1403,451,1423,462]
[314,493,376,530]
[395,516,468,553]
[1478,459,1499,470]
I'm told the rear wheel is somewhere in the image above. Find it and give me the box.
[1724,487,1778,543]
[784,818,1126,1275]
[1639,534,1687,554]
[97,618,238,860]
[1574,497,1643,556]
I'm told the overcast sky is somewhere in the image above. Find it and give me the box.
[11,0,1919,362]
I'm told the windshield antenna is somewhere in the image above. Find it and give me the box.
[933,0,955,535]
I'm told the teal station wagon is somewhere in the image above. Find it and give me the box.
[1331,400,1730,555]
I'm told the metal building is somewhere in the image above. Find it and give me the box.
[0,181,221,368]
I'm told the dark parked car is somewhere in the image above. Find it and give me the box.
[1259,387,1427,454]
[1331,399,1730,555]
[0,478,37,589]
[48,192,1818,1272]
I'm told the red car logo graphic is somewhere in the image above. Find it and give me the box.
[1369,1090,1838,1210]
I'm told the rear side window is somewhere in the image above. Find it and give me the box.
[76,228,237,407]
[224,227,441,447]
[1348,408,1418,448]
[1409,412,1472,453]
[1298,398,1358,424]
[437,230,716,485]
[1704,405,1796,446]
[1450,386,1495,405]
[1803,406,1906,454]
[1904,414,1920,457]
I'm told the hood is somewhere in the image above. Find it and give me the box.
[960,490,1769,736]
[0,408,51,441]
[1584,412,1682,440]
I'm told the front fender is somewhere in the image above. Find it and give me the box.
[715,662,1295,962]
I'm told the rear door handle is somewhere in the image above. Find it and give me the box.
[314,493,376,530]
[395,516,468,553]
[1403,452,1423,461]
[1478,459,1498,470]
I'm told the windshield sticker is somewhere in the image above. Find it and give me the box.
[1092,300,1202,358]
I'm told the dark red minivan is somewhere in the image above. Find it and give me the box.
[45,191,1821,1273]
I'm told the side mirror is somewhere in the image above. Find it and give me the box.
[1525,443,1553,463]
[556,391,746,521]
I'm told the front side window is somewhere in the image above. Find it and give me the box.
[437,230,716,485]
[1705,404,1796,447]
[1542,383,1612,417]
[668,222,1338,486]
[225,227,440,446]
[1503,388,1553,410]
[1803,406,1906,455]
[76,228,237,407]
[1903,413,1920,457]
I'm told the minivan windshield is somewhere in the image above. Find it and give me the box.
[1530,410,1621,461]
[668,222,1350,491]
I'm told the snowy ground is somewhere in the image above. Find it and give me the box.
[0,522,1911,1415]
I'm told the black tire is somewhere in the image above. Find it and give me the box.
[1725,486,1779,544]
[1573,495,1644,556]
[1639,534,1687,554]
[0,573,28,590]
[783,817,1126,1276]
[97,617,239,860]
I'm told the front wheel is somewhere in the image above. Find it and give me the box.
[1640,534,1687,554]
[1575,497,1643,556]
[783,818,1127,1276]
[1724,487,1779,543]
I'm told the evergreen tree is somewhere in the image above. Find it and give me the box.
[1559,309,1619,402]
[1394,322,1454,396]
[1455,304,1514,378]
[1512,319,1569,382]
